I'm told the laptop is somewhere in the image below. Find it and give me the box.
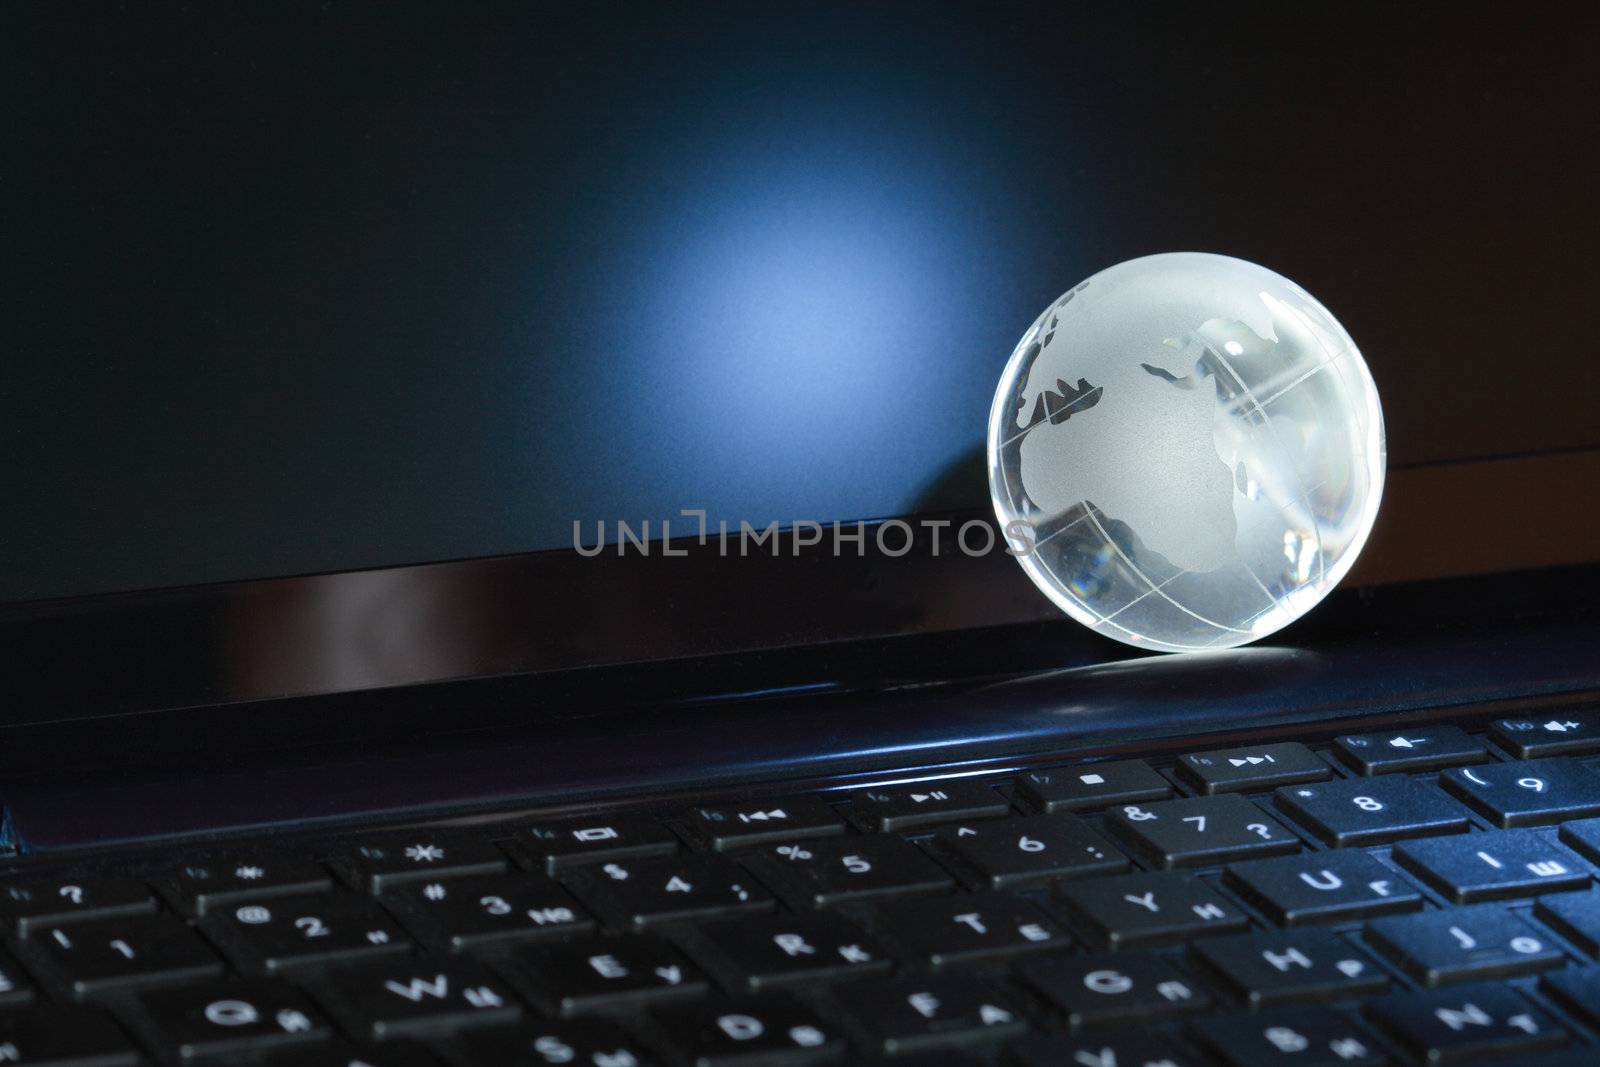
[4,5,1599,1065]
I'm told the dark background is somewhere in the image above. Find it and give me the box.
[6,2,1598,603]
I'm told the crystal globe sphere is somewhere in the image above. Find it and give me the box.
[988,252,1384,652]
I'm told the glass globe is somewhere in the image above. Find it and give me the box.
[988,252,1384,652]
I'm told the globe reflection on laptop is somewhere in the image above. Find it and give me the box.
[989,252,1385,652]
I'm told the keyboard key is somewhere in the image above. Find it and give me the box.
[1016,951,1210,1030]
[311,959,520,1038]
[653,994,844,1065]
[1557,816,1600,864]
[24,913,222,997]
[931,813,1127,889]
[1225,851,1422,925]
[1176,742,1331,795]
[1013,760,1173,813]
[1440,758,1600,827]
[1104,795,1299,868]
[1491,714,1600,758]
[0,946,34,1006]
[1056,871,1248,949]
[741,836,953,908]
[0,1004,141,1066]
[1363,904,1566,986]
[381,872,594,950]
[1392,829,1592,903]
[518,816,680,872]
[253,1041,445,1067]
[843,974,1026,1055]
[1539,965,1600,1028]
[156,854,334,915]
[849,781,1010,832]
[1273,777,1471,847]
[1364,982,1567,1061]
[560,855,772,929]
[331,833,506,891]
[515,933,708,1015]
[130,980,331,1059]
[1188,1007,1387,1067]
[0,877,156,935]
[464,1018,655,1067]
[1007,1033,1197,1067]
[698,912,889,990]
[681,798,846,851]
[202,893,410,973]
[879,892,1067,968]
[1532,891,1600,956]
[1334,725,1489,776]
[1190,931,1388,1006]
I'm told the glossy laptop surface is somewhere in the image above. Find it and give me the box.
[3,5,1599,1065]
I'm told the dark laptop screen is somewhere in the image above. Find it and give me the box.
[7,5,1597,603]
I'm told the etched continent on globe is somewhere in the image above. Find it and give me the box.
[988,253,1385,653]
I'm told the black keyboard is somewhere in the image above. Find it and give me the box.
[4,720,1600,1065]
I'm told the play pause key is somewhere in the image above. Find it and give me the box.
[850,782,1009,832]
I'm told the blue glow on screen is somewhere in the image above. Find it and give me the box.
[514,79,1064,545]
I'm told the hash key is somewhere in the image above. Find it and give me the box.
[1392,829,1592,902]
[850,780,1010,832]
[1224,851,1422,925]
[1013,759,1173,813]
[1056,871,1248,949]
[1492,713,1600,758]
[1440,758,1600,826]
[1363,904,1566,986]
[1104,795,1299,868]
[381,872,594,950]
[1273,776,1470,847]
[1176,742,1331,795]
[932,813,1127,888]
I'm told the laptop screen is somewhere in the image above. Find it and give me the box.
[6,5,1597,604]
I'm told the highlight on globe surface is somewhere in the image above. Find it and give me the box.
[988,252,1385,652]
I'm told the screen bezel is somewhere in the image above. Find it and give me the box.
[3,447,1596,731]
